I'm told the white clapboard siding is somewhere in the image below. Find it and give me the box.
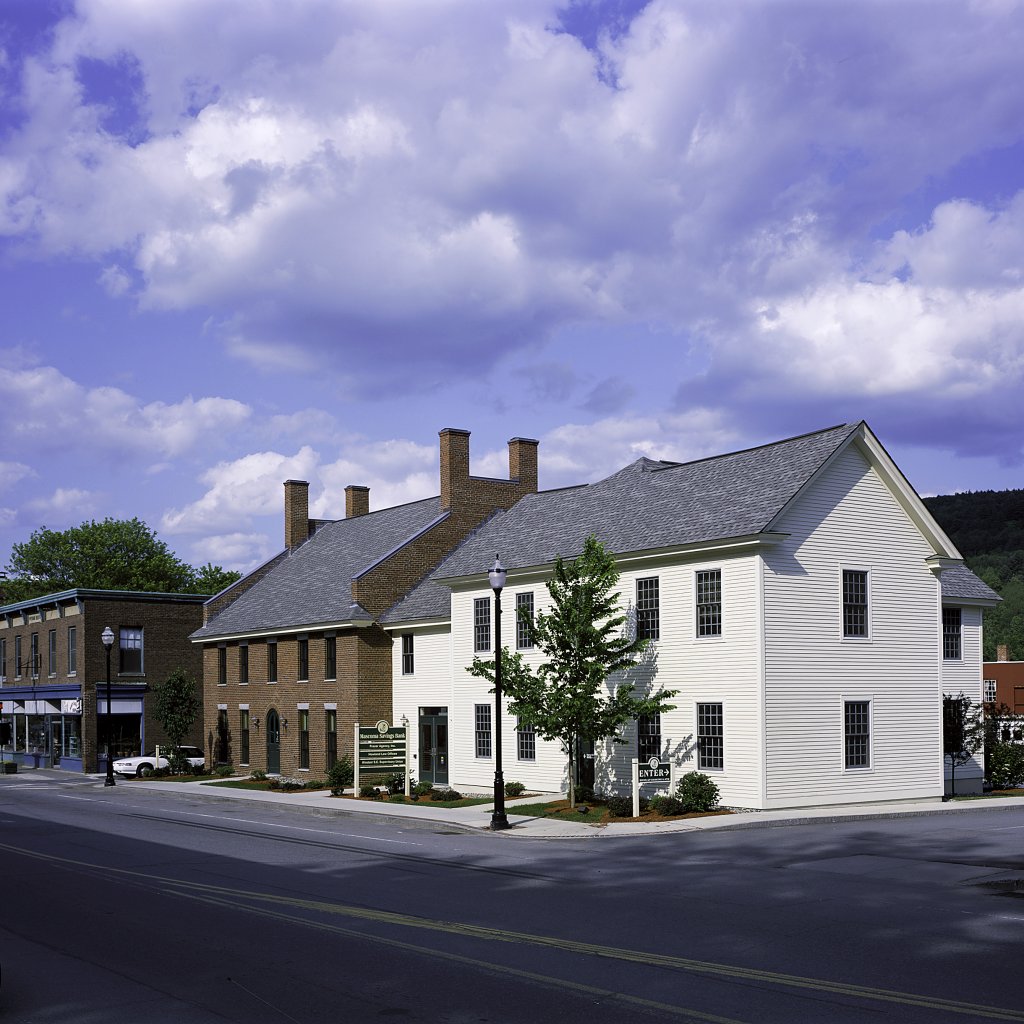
[762,443,943,807]
[390,625,454,776]
[446,554,763,802]
[941,605,984,790]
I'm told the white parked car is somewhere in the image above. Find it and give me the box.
[113,746,206,777]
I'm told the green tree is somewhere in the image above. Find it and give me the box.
[192,562,242,595]
[152,667,202,770]
[3,518,239,603]
[470,535,678,807]
[943,692,985,798]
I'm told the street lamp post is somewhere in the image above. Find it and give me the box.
[488,555,510,830]
[101,626,115,787]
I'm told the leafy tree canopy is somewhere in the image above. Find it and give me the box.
[470,534,678,806]
[3,518,240,604]
[152,667,203,758]
[923,490,1024,661]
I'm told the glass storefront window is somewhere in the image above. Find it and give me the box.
[63,717,81,758]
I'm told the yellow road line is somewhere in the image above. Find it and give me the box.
[4,840,1022,1022]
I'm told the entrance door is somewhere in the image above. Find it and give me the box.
[50,720,63,768]
[266,709,281,774]
[418,708,448,785]
[575,737,595,792]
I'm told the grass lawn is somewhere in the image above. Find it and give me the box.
[507,799,734,825]
[950,789,1024,801]
[202,778,326,792]
[336,793,494,809]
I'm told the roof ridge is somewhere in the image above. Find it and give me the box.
[652,422,856,475]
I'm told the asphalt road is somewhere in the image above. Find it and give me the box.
[2,772,1024,1023]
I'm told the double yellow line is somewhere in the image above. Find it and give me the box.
[5,840,1022,1023]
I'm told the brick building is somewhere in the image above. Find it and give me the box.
[0,590,206,772]
[984,645,1024,714]
[191,428,538,777]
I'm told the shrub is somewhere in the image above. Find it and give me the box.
[676,771,720,812]
[267,777,281,790]
[430,787,462,801]
[305,778,325,790]
[575,786,595,804]
[2,761,17,774]
[166,749,194,775]
[279,778,303,792]
[359,784,381,798]
[606,795,633,817]
[504,780,526,797]
[249,769,268,782]
[388,792,406,802]
[384,771,406,795]
[327,756,354,795]
[413,780,433,797]
[213,765,233,778]
[649,794,684,816]
[988,742,1024,790]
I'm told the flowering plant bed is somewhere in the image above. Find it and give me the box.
[506,799,733,825]
[335,792,493,809]
[202,777,326,792]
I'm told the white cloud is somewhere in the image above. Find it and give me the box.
[0,361,252,458]
[186,531,278,573]
[26,487,101,520]
[0,461,34,489]
[5,0,1021,391]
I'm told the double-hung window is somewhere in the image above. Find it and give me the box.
[67,626,77,675]
[984,679,997,704]
[475,704,492,758]
[14,636,22,679]
[217,645,227,686]
[325,636,337,680]
[119,627,143,673]
[30,633,39,678]
[297,636,309,681]
[636,577,660,641]
[942,608,962,660]
[267,639,278,683]
[696,570,722,637]
[326,709,338,768]
[517,717,536,760]
[474,598,491,653]
[239,644,249,684]
[842,570,869,638]
[697,703,724,770]
[239,709,250,765]
[0,637,6,682]
[48,629,57,676]
[638,713,661,764]
[516,592,534,649]
[844,700,871,769]
[401,634,414,675]
[299,710,310,769]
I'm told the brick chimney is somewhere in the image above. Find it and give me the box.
[345,485,370,518]
[998,644,1009,662]
[439,428,471,510]
[508,437,539,492]
[284,479,311,549]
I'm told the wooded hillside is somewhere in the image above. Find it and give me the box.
[923,489,1024,661]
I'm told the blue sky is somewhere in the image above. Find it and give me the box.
[1,0,1023,575]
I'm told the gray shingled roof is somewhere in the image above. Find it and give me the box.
[941,564,1001,604]
[437,423,861,579]
[193,496,445,639]
[383,423,862,624]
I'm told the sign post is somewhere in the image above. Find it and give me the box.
[354,720,407,794]
[632,756,673,816]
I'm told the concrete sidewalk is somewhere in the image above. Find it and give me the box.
[102,774,1024,839]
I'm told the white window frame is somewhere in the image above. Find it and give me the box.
[695,701,724,772]
[942,607,962,661]
[842,695,873,772]
[695,568,723,639]
[840,566,871,641]
[984,679,997,704]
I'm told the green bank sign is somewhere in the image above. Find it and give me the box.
[357,720,407,770]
